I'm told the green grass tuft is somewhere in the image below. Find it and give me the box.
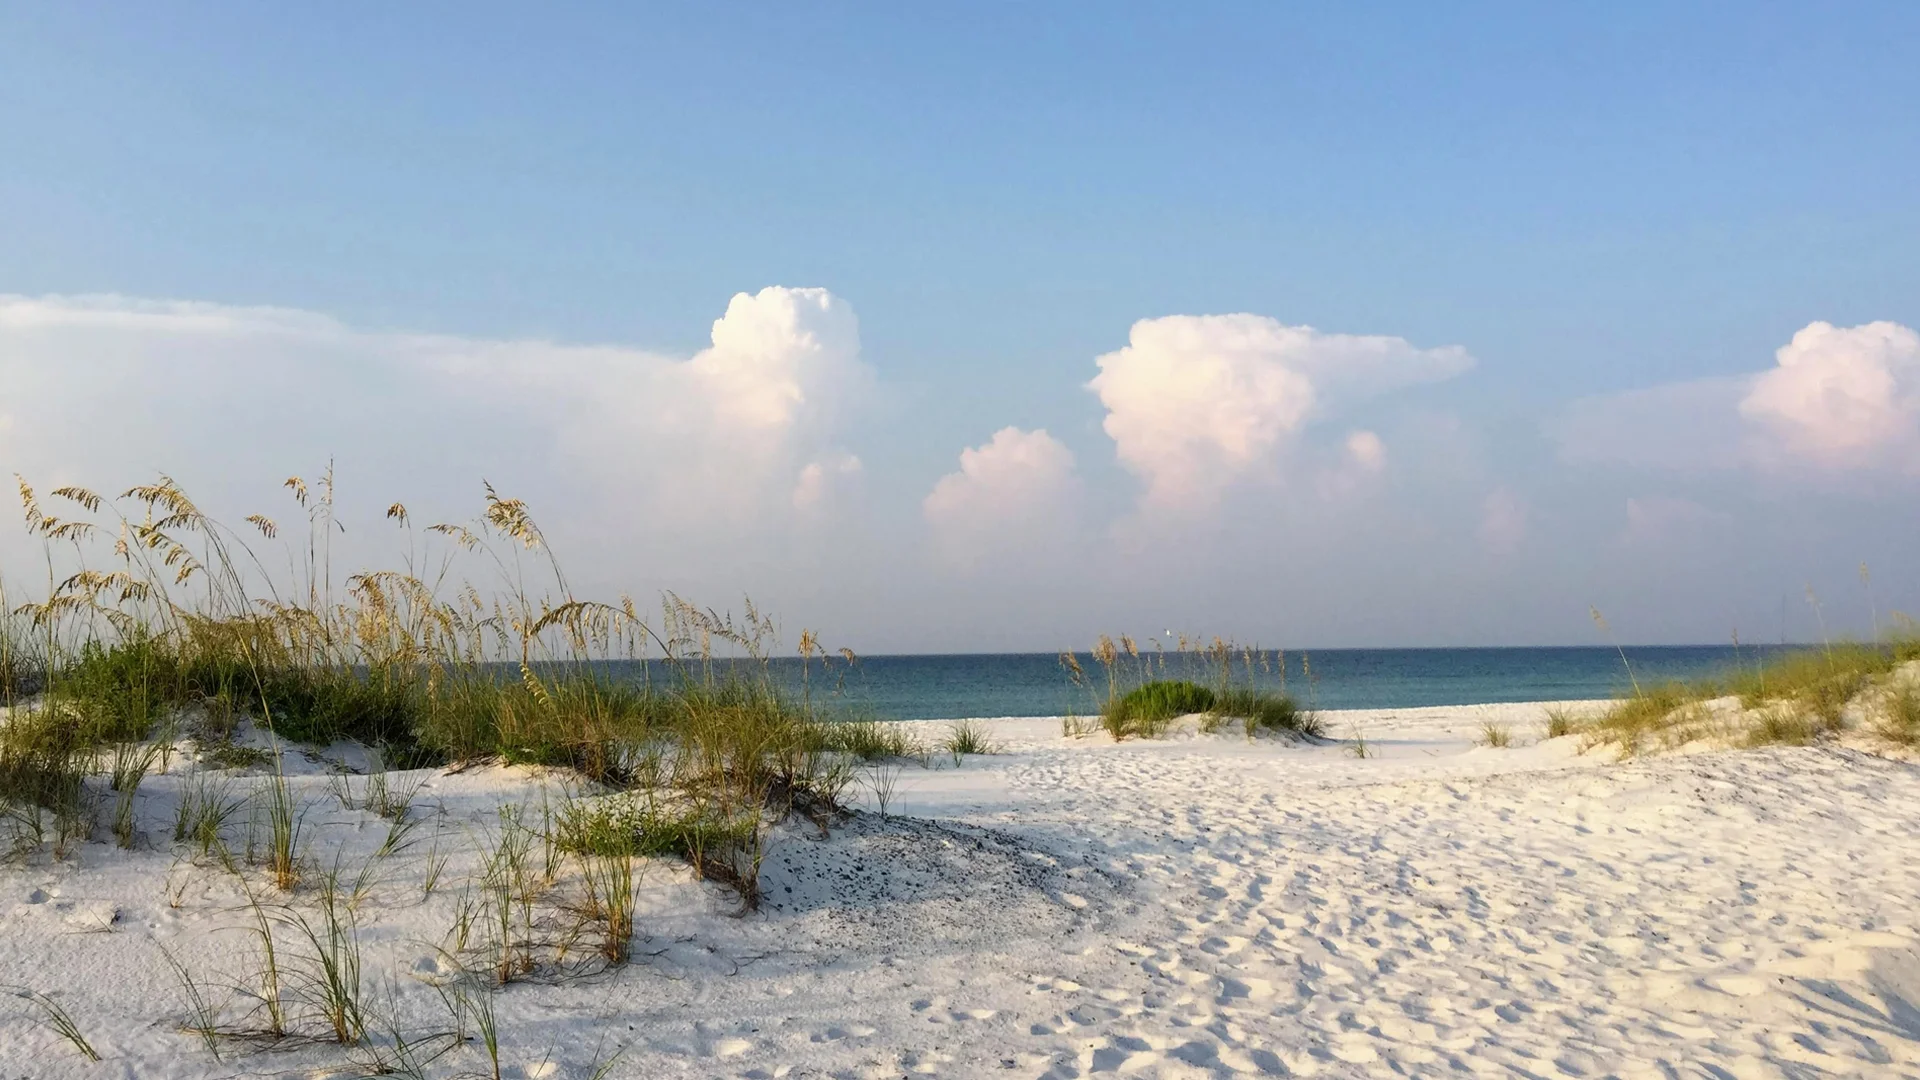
[1212,687,1322,738]
[940,719,997,761]
[814,719,924,762]
[1103,680,1215,740]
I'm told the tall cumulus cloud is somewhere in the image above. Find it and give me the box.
[1086,314,1471,508]
[0,287,873,539]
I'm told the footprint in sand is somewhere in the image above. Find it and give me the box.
[1216,976,1277,1002]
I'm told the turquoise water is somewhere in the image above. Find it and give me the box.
[656,645,1789,721]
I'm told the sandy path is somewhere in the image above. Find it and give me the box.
[5,701,1920,1078]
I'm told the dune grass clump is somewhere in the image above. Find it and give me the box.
[1586,682,1720,756]
[1478,721,1513,748]
[1213,687,1322,738]
[577,848,638,965]
[1745,704,1821,747]
[1542,707,1581,740]
[0,707,96,857]
[556,787,773,912]
[174,769,245,864]
[557,794,757,863]
[1875,684,1920,746]
[940,719,997,761]
[1103,680,1215,740]
[0,471,870,916]
[1070,634,1320,742]
[815,718,924,762]
[1583,619,1920,756]
[1724,642,1902,733]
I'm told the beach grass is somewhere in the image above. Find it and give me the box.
[24,991,100,1062]
[0,472,872,918]
[1874,683,1920,745]
[1214,686,1323,738]
[1582,624,1920,755]
[1075,636,1323,741]
[1102,679,1214,739]
[940,718,997,760]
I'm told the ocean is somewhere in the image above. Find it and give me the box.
[649,645,1786,721]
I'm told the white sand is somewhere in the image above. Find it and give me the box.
[7,700,1920,1078]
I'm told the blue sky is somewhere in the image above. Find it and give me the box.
[3,3,1918,650]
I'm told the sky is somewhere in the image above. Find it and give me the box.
[2,2,1918,652]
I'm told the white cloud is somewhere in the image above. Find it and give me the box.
[1345,430,1387,472]
[1738,320,1920,470]
[0,287,872,546]
[923,427,1079,566]
[1478,487,1528,555]
[1313,429,1391,500]
[1558,320,1920,477]
[1087,314,1470,508]
[793,453,863,512]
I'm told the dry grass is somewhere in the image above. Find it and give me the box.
[1874,683,1920,746]
[1586,683,1727,756]
[1583,630,1920,757]
[1478,721,1513,748]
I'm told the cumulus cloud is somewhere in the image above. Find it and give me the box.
[1558,320,1920,476]
[1738,320,1920,469]
[793,453,864,512]
[0,287,872,547]
[1313,429,1390,500]
[1345,430,1387,472]
[923,427,1079,566]
[1086,314,1471,508]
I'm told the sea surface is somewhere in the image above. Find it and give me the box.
[646,645,1790,721]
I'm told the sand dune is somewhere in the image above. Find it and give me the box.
[5,701,1920,1078]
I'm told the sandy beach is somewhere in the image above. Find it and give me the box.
[5,700,1919,1079]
